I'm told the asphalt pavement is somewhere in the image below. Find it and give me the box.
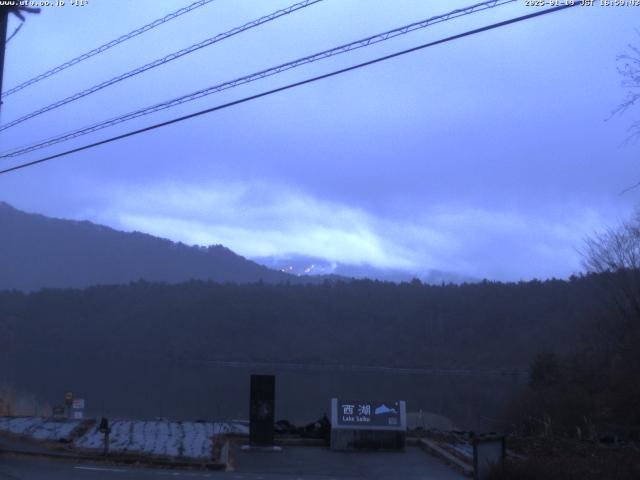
[235,445,465,479]
[0,457,217,479]
[0,446,465,479]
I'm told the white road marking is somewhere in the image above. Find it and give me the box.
[74,466,127,473]
[154,473,212,477]
[74,465,215,477]
[153,472,212,477]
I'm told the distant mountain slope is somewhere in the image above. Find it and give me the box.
[0,202,292,291]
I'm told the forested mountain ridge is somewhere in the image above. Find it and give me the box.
[0,275,600,370]
[0,201,602,369]
[0,201,293,290]
[0,202,471,289]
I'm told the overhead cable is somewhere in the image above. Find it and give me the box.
[0,3,579,176]
[0,0,323,132]
[2,0,217,98]
[0,0,516,157]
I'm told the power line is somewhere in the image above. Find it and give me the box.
[2,0,217,99]
[0,3,578,177]
[0,0,323,133]
[0,0,517,158]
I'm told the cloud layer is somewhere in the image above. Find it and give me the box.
[89,180,616,281]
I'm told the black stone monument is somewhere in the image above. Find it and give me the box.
[249,374,275,446]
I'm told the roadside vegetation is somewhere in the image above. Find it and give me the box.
[492,214,640,478]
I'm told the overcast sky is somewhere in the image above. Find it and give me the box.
[0,0,638,281]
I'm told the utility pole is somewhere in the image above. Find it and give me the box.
[0,4,40,113]
[0,7,10,112]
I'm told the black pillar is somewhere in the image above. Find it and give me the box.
[249,374,275,446]
[0,7,10,109]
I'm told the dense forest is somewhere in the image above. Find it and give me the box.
[489,218,640,479]
[0,275,603,370]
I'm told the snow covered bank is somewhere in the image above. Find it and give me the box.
[0,416,82,441]
[75,420,248,460]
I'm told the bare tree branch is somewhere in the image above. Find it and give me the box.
[609,32,640,147]
[582,212,640,324]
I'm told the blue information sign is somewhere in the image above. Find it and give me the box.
[336,400,402,427]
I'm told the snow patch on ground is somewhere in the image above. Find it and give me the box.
[450,442,473,459]
[75,420,248,460]
[0,416,81,441]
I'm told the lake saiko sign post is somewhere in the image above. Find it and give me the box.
[330,398,406,450]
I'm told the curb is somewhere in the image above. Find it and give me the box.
[410,438,474,477]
